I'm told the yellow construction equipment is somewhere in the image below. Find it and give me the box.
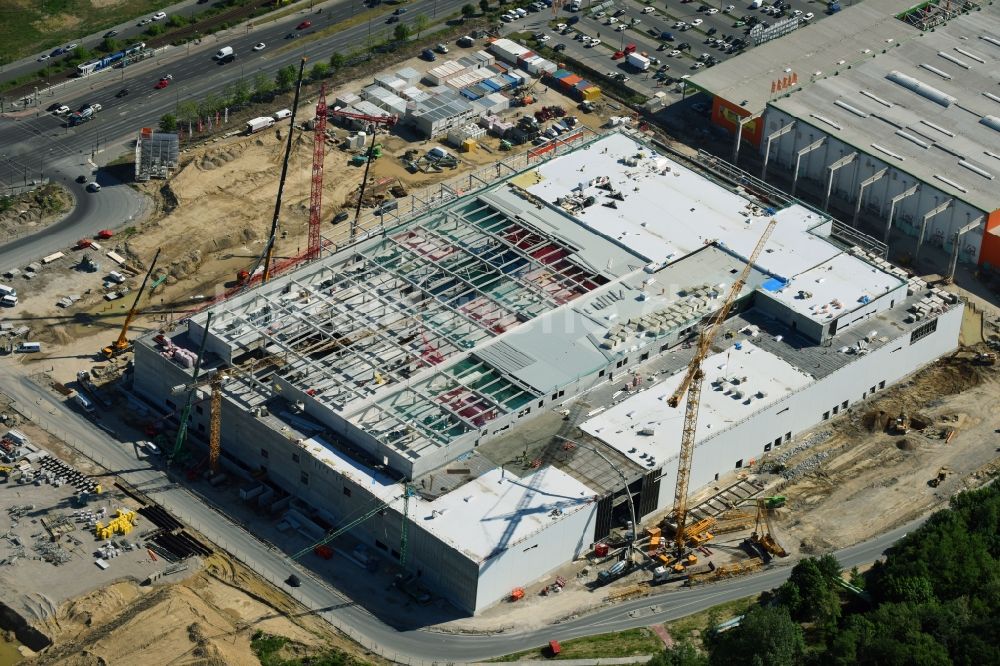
[747,498,788,557]
[666,218,779,554]
[102,248,162,358]
[95,508,137,540]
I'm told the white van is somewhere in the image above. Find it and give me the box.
[214,46,234,60]
[16,342,41,353]
[273,108,292,120]
[1,295,17,307]
[570,0,582,10]
[0,284,16,298]
[75,393,95,413]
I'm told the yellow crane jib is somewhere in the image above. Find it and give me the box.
[667,218,778,555]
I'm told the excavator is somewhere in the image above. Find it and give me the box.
[102,249,162,358]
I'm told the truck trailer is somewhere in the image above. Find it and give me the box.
[626,53,651,71]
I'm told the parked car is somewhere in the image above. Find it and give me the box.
[104,30,118,38]
[152,11,167,20]
[37,54,50,62]
[54,104,70,114]
[253,42,266,51]
[421,48,437,61]
[435,43,449,53]
[64,43,78,51]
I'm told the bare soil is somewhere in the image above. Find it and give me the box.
[0,185,73,243]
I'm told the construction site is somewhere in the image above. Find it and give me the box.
[0,31,999,662]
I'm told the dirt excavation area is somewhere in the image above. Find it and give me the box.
[32,553,369,666]
[770,344,1000,557]
[0,185,73,243]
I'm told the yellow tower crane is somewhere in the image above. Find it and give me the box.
[667,218,778,555]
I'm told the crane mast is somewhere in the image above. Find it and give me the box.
[668,218,778,554]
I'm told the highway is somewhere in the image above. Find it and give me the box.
[0,0,467,274]
[0,365,919,663]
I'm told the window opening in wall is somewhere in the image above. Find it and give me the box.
[558,390,565,397]
[343,486,352,497]
[518,407,531,417]
[714,473,720,481]
[539,400,544,408]
[599,369,606,377]
[292,452,300,463]
[260,448,269,458]
[833,405,839,415]
[842,400,848,409]
[197,423,205,433]
[640,352,649,361]
[661,343,670,352]
[552,393,558,401]
[870,385,876,394]
[774,437,781,447]
[879,380,886,389]
[764,443,772,452]
[910,318,938,344]
[391,549,400,559]
[375,540,388,551]
[166,399,176,410]
[735,459,744,468]
[196,405,203,415]
[784,432,791,442]
[823,411,830,420]
[300,471,309,485]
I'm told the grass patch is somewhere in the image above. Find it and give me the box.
[0,1,174,62]
[250,630,365,666]
[665,595,759,643]
[491,627,663,661]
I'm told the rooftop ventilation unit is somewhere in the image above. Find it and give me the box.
[933,174,968,193]
[834,100,868,117]
[958,160,994,180]
[919,63,952,80]
[953,47,985,64]
[895,130,930,149]
[860,90,892,107]
[980,115,1000,133]
[936,51,970,69]
[885,71,956,107]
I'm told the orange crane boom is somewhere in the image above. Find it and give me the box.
[668,218,777,553]
[102,248,161,358]
[306,83,328,262]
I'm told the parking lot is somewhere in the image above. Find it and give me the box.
[502,0,839,102]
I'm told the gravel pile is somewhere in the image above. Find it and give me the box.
[769,429,834,480]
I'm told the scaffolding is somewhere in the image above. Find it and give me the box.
[135,128,179,181]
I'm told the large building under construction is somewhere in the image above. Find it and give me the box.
[133,131,963,613]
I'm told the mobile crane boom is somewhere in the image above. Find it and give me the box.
[102,248,161,358]
[668,218,777,553]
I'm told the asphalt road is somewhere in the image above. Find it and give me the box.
[0,366,921,663]
[0,0,468,274]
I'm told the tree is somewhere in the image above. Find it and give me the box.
[461,3,476,17]
[159,113,178,132]
[479,0,490,12]
[145,23,165,37]
[414,13,430,37]
[393,23,412,41]
[708,606,805,666]
[98,37,123,53]
[197,92,222,118]
[329,51,346,69]
[226,78,251,107]
[310,62,331,81]
[176,100,199,124]
[167,14,187,28]
[777,557,841,627]
[275,64,297,91]
[648,639,708,666]
[252,72,274,100]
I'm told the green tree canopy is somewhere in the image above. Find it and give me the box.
[275,64,297,91]
[159,113,178,132]
[461,3,476,17]
[393,23,412,41]
[708,606,805,666]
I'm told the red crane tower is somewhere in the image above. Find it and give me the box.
[306,84,328,262]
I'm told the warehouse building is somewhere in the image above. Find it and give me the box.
[134,131,962,614]
[688,0,999,270]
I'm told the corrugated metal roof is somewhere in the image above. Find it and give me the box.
[689,0,920,115]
